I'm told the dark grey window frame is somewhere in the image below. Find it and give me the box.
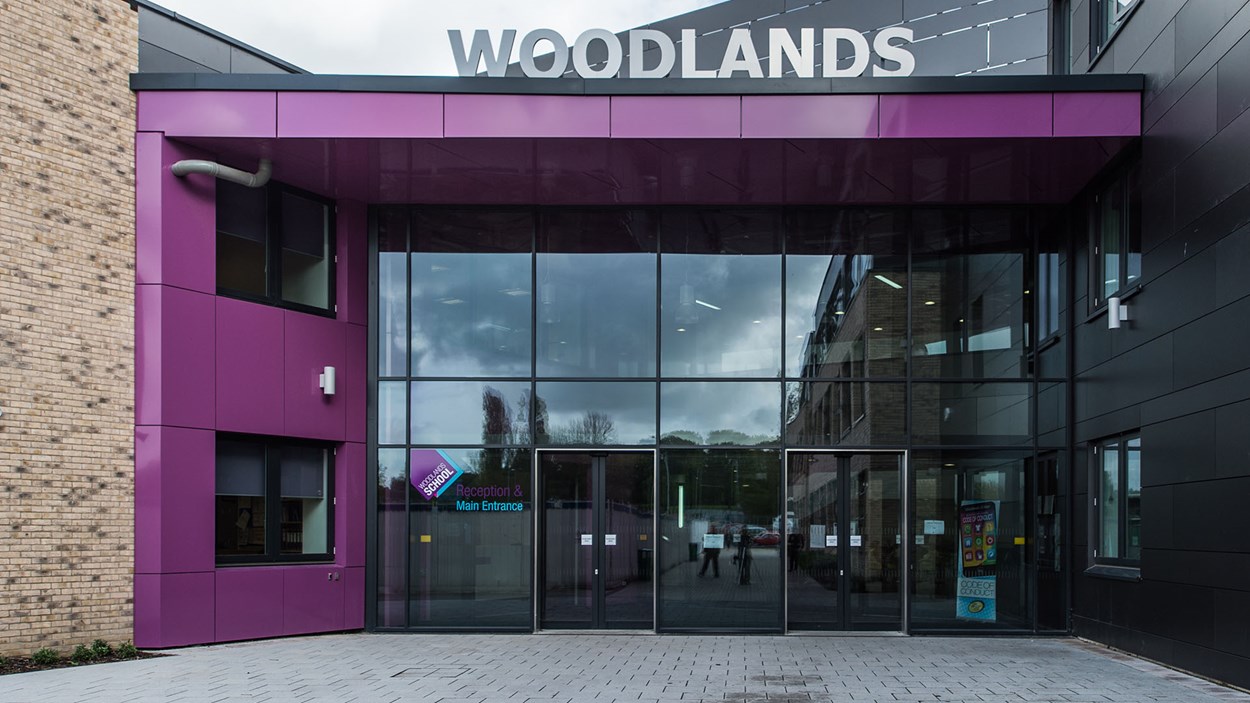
[216,179,338,317]
[216,434,337,566]
[1089,0,1143,65]
[1088,431,1141,572]
[1088,159,1141,313]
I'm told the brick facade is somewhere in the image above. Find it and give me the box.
[0,0,137,653]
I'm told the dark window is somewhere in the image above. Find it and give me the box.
[1090,163,1141,310]
[216,179,336,315]
[216,436,335,564]
[1093,432,1141,565]
[1090,0,1141,61]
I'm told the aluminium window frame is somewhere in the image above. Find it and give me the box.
[1089,0,1143,65]
[215,434,338,566]
[1087,159,1141,313]
[1089,431,1140,570]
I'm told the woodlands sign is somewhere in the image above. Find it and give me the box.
[449,27,916,79]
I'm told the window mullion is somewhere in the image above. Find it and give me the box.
[266,443,282,561]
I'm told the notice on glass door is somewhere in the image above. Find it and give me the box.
[809,524,826,549]
[581,534,593,546]
[605,534,617,546]
[850,535,863,547]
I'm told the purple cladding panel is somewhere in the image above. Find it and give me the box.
[337,199,369,326]
[611,96,741,138]
[345,324,367,443]
[1053,92,1142,137]
[216,297,285,436]
[134,572,215,648]
[741,95,879,138]
[134,426,215,575]
[283,567,345,635]
[215,568,284,643]
[337,443,367,568]
[879,93,1053,138]
[135,284,215,430]
[284,310,346,441]
[344,567,365,629]
[278,92,443,138]
[138,91,277,138]
[445,94,610,138]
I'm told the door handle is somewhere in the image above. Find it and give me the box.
[594,569,599,575]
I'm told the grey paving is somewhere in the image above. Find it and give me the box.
[1,634,1247,703]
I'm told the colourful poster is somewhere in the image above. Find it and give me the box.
[410,449,465,500]
[956,500,999,621]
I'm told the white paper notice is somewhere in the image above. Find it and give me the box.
[580,534,593,546]
[826,535,838,547]
[916,535,926,545]
[605,534,617,546]
[702,533,725,550]
[809,524,826,549]
[923,520,945,535]
[895,534,901,544]
[850,535,863,547]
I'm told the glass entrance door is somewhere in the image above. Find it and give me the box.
[539,451,654,629]
[786,452,903,631]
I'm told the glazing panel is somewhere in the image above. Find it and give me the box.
[377,381,406,445]
[410,381,531,445]
[846,453,902,629]
[409,448,532,628]
[786,453,840,630]
[535,382,656,446]
[660,382,781,446]
[603,453,655,628]
[910,383,1031,445]
[1125,437,1141,561]
[377,209,408,378]
[785,382,906,446]
[658,449,782,631]
[910,451,1031,631]
[540,453,595,626]
[215,439,266,559]
[279,445,329,555]
[279,191,331,310]
[537,210,657,377]
[376,448,407,628]
[1100,441,1121,558]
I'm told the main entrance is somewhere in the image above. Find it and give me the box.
[537,451,654,629]
[786,451,904,631]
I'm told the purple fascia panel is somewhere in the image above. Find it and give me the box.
[337,442,366,568]
[284,311,346,441]
[879,93,1053,138]
[215,568,285,643]
[283,567,345,635]
[137,91,277,138]
[444,94,611,138]
[135,284,216,430]
[135,426,215,575]
[134,572,216,648]
[337,199,369,326]
[278,92,443,138]
[343,566,365,629]
[136,135,215,293]
[216,297,285,436]
[345,324,367,443]
[741,95,879,139]
[611,96,741,138]
[1053,92,1142,137]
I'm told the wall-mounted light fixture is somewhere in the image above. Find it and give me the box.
[319,366,337,396]
[1107,297,1130,330]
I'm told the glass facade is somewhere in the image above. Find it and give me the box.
[371,206,1067,633]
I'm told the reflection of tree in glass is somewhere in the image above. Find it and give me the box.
[549,411,617,445]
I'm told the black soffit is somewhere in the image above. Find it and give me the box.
[130,72,1145,95]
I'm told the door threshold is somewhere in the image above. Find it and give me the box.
[536,629,655,635]
[788,631,907,637]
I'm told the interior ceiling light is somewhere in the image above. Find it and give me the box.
[924,300,936,306]
[752,320,762,324]
[873,327,884,331]
[439,298,465,305]
[695,299,721,311]
[676,327,687,333]
[874,274,903,289]
[431,264,449,272]
[835,310,845,315]
[499,288,529,296]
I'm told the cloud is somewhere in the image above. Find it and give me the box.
[152,0,726,74]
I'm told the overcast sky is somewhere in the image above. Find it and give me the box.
[152,0,726,75]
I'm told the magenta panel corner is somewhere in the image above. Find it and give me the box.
[1053,92,1141,137]
[135,426,214,575]
[283,567,345,635]
[134,572,215,648]
[284,311,346,440]
[278,92,443,138]
[345,325,367,443]
[216,297,285,436]
[136,284,216,429]
[344,567,365,629]
[337,200,369,326]
[337,442,367,568]
[136,137,216,293]
[445,94,610,138]
[137,91,277,138]
[611,96,741,138]
[215,569,284,642]
[742,95,879,138]
[880,93,1053,138]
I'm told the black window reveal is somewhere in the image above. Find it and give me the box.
[1090,162,1140,310]
[1093,432,1141,566]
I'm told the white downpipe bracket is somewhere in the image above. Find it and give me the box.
[171,158,272,188]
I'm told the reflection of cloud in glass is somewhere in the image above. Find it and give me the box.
[378,381,406,444]
[660,382,781,445]
[536,382,656,445]
[410,381,530,445]
[785,255,832,376]
[410,253,531,377]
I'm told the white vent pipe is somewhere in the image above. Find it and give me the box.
[171,158,272,188]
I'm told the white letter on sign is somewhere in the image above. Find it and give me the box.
[520,29,569,78]
[768,28,814,78]
[822,28,869,78]
[573,28,623,79]
[628,29,675,78]
[448,29,516,77]
[680,29,716,78]
[873,27,916,76]
[718,28,763,78]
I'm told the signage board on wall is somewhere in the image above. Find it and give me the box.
[409,449,525,511]
[956,500,999,622]
[449,27,916,79]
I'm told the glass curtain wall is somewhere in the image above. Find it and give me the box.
[371,206,1067,633]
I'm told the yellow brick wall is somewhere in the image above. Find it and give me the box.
[0,0,137,654]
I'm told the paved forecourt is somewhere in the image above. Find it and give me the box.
[2,633,1247,703]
